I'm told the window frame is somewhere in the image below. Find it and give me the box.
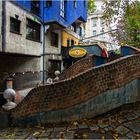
[60,0,66,18]
[26,18,41,42]
[31,1,40,16]
[46,0,52,7]
[92,18,97,27]
[100,18,104,27]
[10,17,21,35]
[73,0,77,8]
[51,32,59,47]
[84,0,86,7]
[71,39,74,46]
[67,39,70,47]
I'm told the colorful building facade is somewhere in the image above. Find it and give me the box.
[0,0,87,87]
[15,0,87,27]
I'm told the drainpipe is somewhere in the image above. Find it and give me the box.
[2,1,6,52]
[42,1,46,85]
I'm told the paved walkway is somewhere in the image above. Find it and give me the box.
[1,102,140,139]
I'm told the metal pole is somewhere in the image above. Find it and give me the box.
[2,1,6,52]
[42,1,45,85]
[80,29,117,41]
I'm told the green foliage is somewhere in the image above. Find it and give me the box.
[114,49,121,55]
[103,0,140,48]
[88,0,96,15]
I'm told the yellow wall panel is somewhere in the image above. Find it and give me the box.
[62,31,79,47]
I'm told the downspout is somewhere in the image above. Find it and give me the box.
[42,2,50,85]
[2,1,6,52]
[42,1,45,85]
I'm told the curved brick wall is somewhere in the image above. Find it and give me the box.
[11,55,140,125]
[59,55,94,80]
[60,55,107,80]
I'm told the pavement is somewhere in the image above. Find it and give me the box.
[1,102,140,139]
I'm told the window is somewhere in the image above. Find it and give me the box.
[76,27,82,36]
[46,0,52,7]
[10,17,21,34]
[84,0,86,7]
[93,30,96,36]
[31,1,40,16]
[101,6,104,10]
[100,18,104,27]
[67,39,70,47]
[51,32,58,47]
[26,18,41,42]
[71,39,74,46]
[60,0,66,18]
[92,18,96,27]
[100,30,104,38]
[73,0,77,8]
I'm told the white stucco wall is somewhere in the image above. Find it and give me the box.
[5,2,42,56]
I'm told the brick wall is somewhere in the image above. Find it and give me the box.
[60,55,94,80]
[60,55,107,80]
[10,54,140,124]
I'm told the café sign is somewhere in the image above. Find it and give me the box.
[69,47,87,58]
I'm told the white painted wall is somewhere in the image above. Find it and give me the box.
[6,2,42,56]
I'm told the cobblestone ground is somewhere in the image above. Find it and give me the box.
[1,102,140,139]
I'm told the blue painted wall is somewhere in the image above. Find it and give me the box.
[121,46,136,56]
[94,56,107,66]
[15,0,87,27]
[74,45,102,56]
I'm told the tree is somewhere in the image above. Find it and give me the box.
[103,0,140,48]
[88,0,96,15]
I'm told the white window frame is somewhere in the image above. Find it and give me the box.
[60,0,65,18]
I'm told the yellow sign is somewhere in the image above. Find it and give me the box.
[69,47,87,58]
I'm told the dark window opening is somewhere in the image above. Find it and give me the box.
[67,39,70,47]
[73,0,77,8]
[26,18,41,42]
[79,27,82,36]
[84,0,86,7]
[31,1,40,16]
[72,23,77,33]
[51,32,58,47]
[48,60,61,78]
[71,39,74,46]
[10,17,21,34]
[46,0,52,7]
